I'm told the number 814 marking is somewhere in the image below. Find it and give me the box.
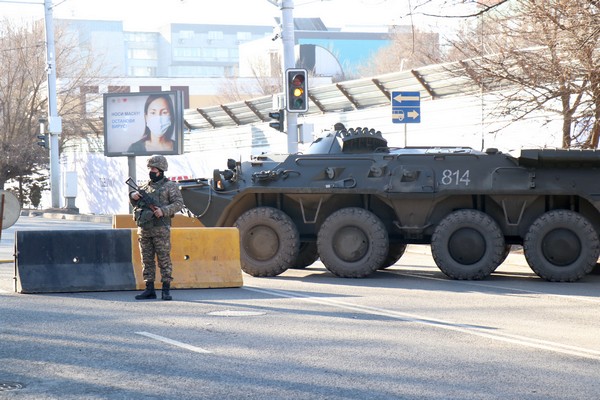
[441,169,471,186]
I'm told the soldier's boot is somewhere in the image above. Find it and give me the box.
[135,281,157,300]
[161,282,172,301]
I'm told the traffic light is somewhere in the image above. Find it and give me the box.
[37,134,48,148]
[268,110,285,132]
[286,68,308,113]
[37,117,48,149]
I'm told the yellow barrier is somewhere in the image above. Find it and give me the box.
[131,228,243,290]
[113,214,204,229]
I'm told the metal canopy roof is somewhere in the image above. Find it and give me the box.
[183,60,482,131]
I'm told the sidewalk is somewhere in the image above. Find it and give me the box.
[0,210,113,263]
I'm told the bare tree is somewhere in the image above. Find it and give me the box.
[411,0,511,19]
[0,20,48,191]
[358,27,442,76]
[0,18,107,195]
[445,0,600,148]
[52,20,108,149]
[217,55,282,104]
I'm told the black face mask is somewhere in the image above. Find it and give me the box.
[149,171,162,182]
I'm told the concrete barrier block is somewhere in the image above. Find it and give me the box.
[15,229,136,293]
[113,214,204,229]
[131,228,243,289]
[15,227,242,293]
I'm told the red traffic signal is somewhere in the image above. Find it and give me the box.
[285,68,308,113]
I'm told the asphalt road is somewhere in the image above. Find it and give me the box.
[2,216,600,399]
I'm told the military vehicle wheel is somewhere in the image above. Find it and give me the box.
[498,244,512,266]
[291,242,319,269]
[379,243,407,269]
[234,207,300,277]
[317,207,388,278]
[524,210,599,282]
[431,210,505,280]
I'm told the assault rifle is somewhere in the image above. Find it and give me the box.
[125,177,166,225]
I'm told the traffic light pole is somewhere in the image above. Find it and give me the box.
[44,0,61,208]
[280,0,298,154]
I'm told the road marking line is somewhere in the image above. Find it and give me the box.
[395,270,600,304]
[244,286,600,360]
[135,331,212,354]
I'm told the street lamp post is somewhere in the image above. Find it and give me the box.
[0,0,62,208]
[268,0,298,154]
[280,0,298,154]
[44,0,62,208]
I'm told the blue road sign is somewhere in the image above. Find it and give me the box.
[391,91,421,124]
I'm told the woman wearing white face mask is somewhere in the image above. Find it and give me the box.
[128,94,176,153]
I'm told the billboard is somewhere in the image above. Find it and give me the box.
[103,91,184,157]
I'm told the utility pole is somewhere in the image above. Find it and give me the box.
[0,0,62,206]
[268,0,298,154]
[280,0,298,154]
[44,0,62,208]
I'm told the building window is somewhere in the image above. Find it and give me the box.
[216,48,228,59]
[237,31,251,41]
[173,47,201,59]
[179,30,194,39]
[128,48,157,60]
[208,31,223,40]
[203,48,217,59]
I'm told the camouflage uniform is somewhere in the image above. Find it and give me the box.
[130,157,184,285]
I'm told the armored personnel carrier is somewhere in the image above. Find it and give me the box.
[178,127,600,282]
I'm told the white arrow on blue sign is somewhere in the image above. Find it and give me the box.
[391,91,421,124]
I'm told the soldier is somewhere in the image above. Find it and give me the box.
[129,154,184,300]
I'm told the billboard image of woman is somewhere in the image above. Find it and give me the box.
[103,91,183,157]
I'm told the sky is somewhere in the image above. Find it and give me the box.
[0,0,473,34]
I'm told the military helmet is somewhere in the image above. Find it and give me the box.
[147,154,168,171]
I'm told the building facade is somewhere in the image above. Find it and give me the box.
[59,17,395,81]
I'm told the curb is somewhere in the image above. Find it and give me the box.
[20,210,112,224]
[39,213,113,224]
